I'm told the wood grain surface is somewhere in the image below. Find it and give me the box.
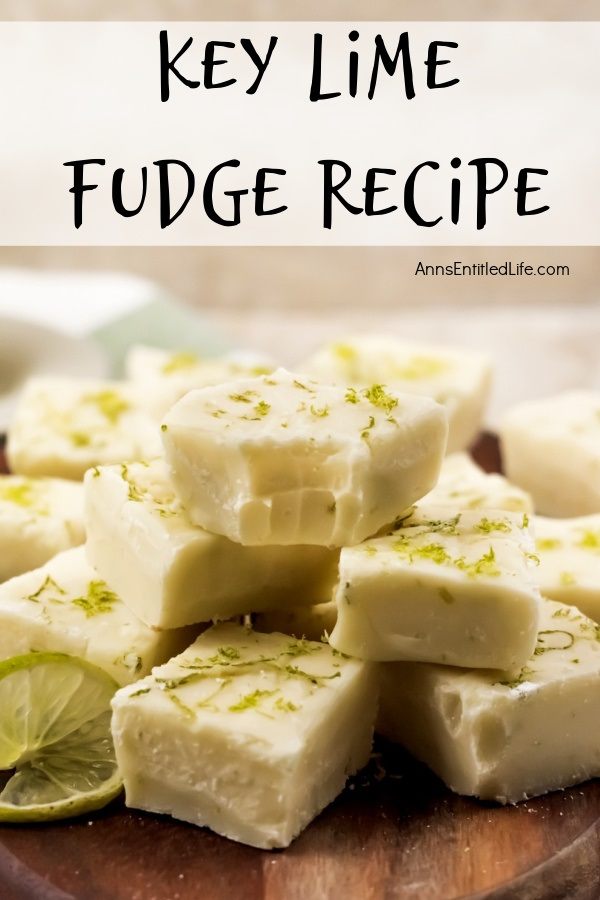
[0,434,598,900]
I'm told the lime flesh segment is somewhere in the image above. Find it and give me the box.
[0,653,122,822]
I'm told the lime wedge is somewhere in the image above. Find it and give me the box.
[0,652,122,822]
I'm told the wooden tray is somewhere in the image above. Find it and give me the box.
[0,435,598,900]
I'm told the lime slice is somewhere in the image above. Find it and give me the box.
[0,652,122,822]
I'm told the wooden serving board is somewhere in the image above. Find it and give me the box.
[0,435,599,900]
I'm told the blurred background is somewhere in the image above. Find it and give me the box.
[0,0,598,428]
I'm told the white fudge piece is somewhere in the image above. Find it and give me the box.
[535,514,600,622]
[421,452,533,513]
[111,623,377,849]
[378,598,600,803]
[0,547,194,685]
[0,475,85,581]
[162,368,448,547]
[254,601,337,643]
[84,459,339,629]
[330,506,540,668]
[7,377,162,480]
[499,391,600,517]
[300,336,491,452]
[125,345,274,420]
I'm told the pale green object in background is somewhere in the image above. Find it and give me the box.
[0,269,230,429]
[92,297,231,377]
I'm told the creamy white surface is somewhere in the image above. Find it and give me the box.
[7,377,162,480]
[125,345,274,420]
[330,505,541,668]
[0,547,193,685]
[536,514,600,622]
[0,475,84,581]
[378,598,600,803]
[111,623,377,849]
[421,452,533,513]
[162,368,448,547]
[499,391,600,517]
[84,459,339,629]
[300,336,491,453]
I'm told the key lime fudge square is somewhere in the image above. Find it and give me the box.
[160,368,448,547]
[84,459,339,629]
[535,513,600,622]
[300,336,491,453]
[111,623,377,849]
[420,452,532,514]
[0,547,194,685]
[0,474,84,581]
[499,390,600,517]
[125,345,274,419]
[7,377,162,480]
[329,506,541,669]
[378,598,600,803]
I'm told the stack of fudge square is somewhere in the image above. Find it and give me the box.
[2,336,600,850]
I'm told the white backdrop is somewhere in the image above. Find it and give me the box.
[0,22,598,244]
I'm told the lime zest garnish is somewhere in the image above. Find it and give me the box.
[576,530,600,552]
[26,575,66,604]
[72,581,119,618]
[161,351,200,374]
[361,416,376,440]
[228,689,278,713]
[293,379,314,392]
[537,537,562,551]
[69,430,91,447]
[533,630,575,655]
[83,389,130,425]
[229,390,257,404]
[393,355,449,381]
[332,343,358,363]
[362,384,398,415]
[254,400,271,417]
[0,480,45,513]
[475,517,511,535]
